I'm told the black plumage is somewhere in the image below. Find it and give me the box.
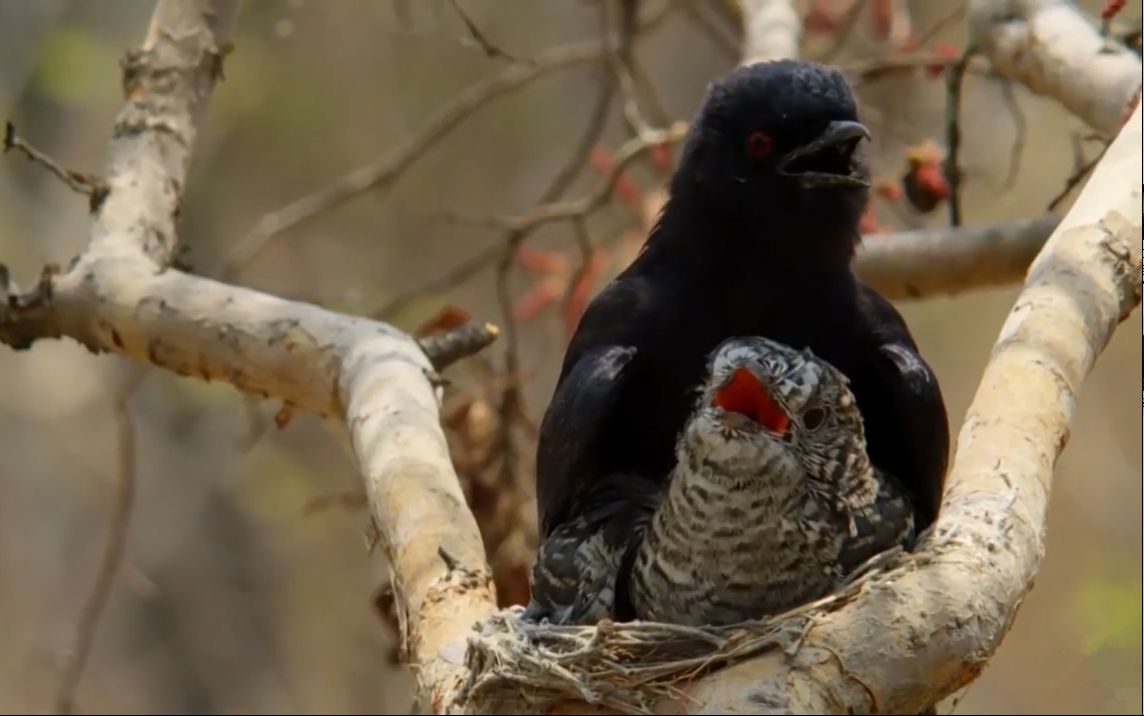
[528,61,949,616]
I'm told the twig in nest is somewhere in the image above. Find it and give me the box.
[456,548,908,715]
[943,49,973,227]
[447,0,531,65]
[4,122,109,212]
[997,79,1026,191]
[54,368,144,714]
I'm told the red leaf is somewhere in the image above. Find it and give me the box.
[589,145,642,209]
[516,244,567,276]
[562,250,610,338]
[414,305,472,337]
[513,278,562,323]
[859,204,883,234]
[1101,0,1126,21]
[867,0,893,41]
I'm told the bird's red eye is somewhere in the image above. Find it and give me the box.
[745,131,773,158]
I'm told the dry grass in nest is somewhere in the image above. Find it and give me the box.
[454,547,909,714]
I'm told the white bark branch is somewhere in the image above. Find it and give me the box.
[0,1,499,709]
[738,0,802,64]
[854,217,1058,300]
[968,0,1142,134]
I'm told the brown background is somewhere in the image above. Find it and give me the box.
[0,1,1139,713]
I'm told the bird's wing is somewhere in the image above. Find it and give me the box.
[855,282,950,528]
[835,467,918,578]
[524,474,660,625]
[534,343,638,539]
[536,274,659,538]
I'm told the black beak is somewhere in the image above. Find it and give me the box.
[778,120,871,189]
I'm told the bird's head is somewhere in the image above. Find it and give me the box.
[680,336,866,483]
[668,60,871,260]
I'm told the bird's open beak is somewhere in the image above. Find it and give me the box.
[777,120,871,189]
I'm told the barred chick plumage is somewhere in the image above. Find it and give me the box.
[628,335,917,627]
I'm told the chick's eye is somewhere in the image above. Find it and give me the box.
[802,407,826,430]
[745,131,773,158]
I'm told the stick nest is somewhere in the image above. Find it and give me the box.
[454,548,908,714]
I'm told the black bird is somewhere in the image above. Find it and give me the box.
[528,60,949,621]
[523,336,917,626]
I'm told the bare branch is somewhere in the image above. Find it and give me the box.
[218,6,674,281]
[54,368,144,715]
[854,217,1058,300]
[448,123,688,235]
[967,0,1142,135]
[943,50,972,226]
[446,0,530,65]
[4,122,109,209]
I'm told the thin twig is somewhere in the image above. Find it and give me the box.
[818,0,867,62]
[451,123,688,235]
[911,3,968,49]
[218,7,674,281]
[4,122,109,211]
[447,0,531,65]
[216,43,599,279]
[54,368,144,714]
[678,0,740,59]
[1046,140,1109,212]
[605,0,652,136]
[372,65,619,321]
[944,49,972,226]
[997,79,1026,191]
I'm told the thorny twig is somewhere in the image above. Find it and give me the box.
[54,368,145,714]
[944,48,973,226]
[4,122,109,212]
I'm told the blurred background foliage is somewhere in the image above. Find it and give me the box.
[0,1,1139,713]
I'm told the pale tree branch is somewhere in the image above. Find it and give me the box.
[854,217,1058,300]
[967,0,1142,135]
[0,1,498,709]
[737,0,801,64]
